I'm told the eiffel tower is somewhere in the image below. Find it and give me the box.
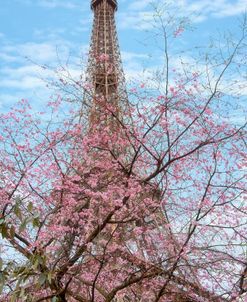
[85,0,128,127]
[82,1,212,301]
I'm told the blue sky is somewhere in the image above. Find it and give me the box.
[0,0,246,112]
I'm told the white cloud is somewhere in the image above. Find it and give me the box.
[118,11,154,30]
[18,43,59,62]
[0,64,53,101]
[212,0,247,18]
[176,0,247,19]
[0,94,19,110]
[16,0,83,10]
[0,52,18,63]
[128,0,151,10]
[221,78,247,97]
[0,39,85,111]
[121,51,148,61]
[76,18,93,33]
[38,0,77,9]
[1,42,73,66]
[33,28,67,40]
[1,77,44,90]
[118,0,247,30]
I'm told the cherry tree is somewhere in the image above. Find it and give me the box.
[0,6,246,302]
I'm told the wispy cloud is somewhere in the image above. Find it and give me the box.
[1,76,44,90]
[119,0,247,30]
[118,11,154,30]
[37,0,78,9]
[0,93,20,109]
[0,52,18,63]
[33,28,67,40]
[128,0,151,10]
[121,51,148,61]
[0,40,83,110]
[212,0,247,18]
[179,0,247,19]
[1,41,76,66]
[16,0,83,10]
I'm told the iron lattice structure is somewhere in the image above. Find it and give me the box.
[85,0,128,126]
